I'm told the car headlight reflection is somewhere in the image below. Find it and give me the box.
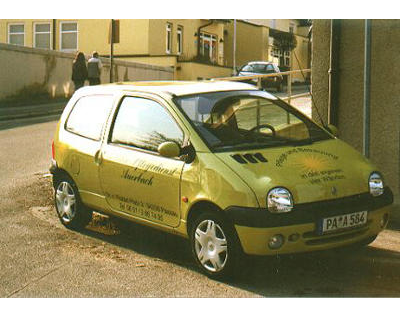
[267,187,294,213]
[369,172,384,197]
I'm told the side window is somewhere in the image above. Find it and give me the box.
[252,64,266,73]
[241,64,253,72]
[266,64,275,73]
[66,95,114,140]
[111,97,184,152]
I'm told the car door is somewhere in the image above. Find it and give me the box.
[98,94,186,228]
[62,94,115,209]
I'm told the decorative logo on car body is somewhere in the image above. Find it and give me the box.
[274,147,346,185]
[331,186,338,196]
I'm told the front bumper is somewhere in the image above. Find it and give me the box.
[49,158,58,174]
[226,189,393,255]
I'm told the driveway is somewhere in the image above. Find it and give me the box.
[1,119,400,297]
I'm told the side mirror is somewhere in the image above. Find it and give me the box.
[158,141,180,158]
[180,143,196,164]
[326,124,338,137]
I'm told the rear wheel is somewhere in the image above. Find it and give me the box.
[54,175,92,229]
[189,212,241,279]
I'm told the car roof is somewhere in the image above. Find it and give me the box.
[74,80,276,98]
[247,61,275,65]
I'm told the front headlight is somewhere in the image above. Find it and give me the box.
[369,172,384,197]
[267,187,294,213]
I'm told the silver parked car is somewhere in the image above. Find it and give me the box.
[237,61,283,92]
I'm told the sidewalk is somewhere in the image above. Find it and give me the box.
[0,101,66,122]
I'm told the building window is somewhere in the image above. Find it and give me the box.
[284,50,290,66]
[34,23,51,49]
[60,22,78,51]
[177,25,183,55]
[166,23,172,54]
[200,32,217,63]
[8,23,25,46]
[271,47,290,67]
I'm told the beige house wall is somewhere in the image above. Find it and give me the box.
[148,19,225,63]
[292,34,311,81]
[0,19,150,56]
[177,62,232,81]
[222,20,310,83]
[312,19,400,198]
[224,20,269,69]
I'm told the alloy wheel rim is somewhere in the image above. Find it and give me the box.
[194,219,228,272]
[55,181,76,223]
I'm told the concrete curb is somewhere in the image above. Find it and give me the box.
[0,102,66,122]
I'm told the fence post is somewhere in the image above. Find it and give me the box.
[288,51,293,104]
[257,77,262,89]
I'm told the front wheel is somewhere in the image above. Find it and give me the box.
[54,175,92,229]
[190,212,241,279]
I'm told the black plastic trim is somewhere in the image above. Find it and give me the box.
[225,187,393,228]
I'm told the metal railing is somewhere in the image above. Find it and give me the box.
[213,69,311,104]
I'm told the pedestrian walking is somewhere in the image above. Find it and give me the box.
[71,52,88,91]
[87,51,102,85]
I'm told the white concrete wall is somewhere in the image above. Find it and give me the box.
[0,43,174,100]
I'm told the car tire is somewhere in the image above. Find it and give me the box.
[54,175,93,230]
[189,211,242,280]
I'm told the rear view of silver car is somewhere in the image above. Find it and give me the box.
[237,61,283,92]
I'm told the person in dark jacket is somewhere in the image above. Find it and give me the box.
[71,52,88,91]
[87,51,102,85]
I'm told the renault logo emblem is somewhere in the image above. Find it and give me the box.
[331,186,337,196]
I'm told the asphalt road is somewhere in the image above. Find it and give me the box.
[1,117,400,298]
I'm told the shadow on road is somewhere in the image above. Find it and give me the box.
[20,175,400,297]
[80,215,195,270]
[75,214,400,297]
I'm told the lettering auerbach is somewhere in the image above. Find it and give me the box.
[121,158,179,186]
[111,159,180,221]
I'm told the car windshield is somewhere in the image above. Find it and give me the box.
[174,90,332,152]
[240,63,275,74]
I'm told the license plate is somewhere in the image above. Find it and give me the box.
[319,211,368,234]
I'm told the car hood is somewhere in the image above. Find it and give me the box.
[215,139,376,208]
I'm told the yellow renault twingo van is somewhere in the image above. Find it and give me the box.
[50,81,393,278]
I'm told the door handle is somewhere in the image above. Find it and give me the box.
[94,150,103,165]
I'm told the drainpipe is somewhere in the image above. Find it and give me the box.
[110,19,115,83]
[197,20,214,59]
[52,19,56,50]
[328,19,341,127]
[233,19,237,73]
[363,19,371,158]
